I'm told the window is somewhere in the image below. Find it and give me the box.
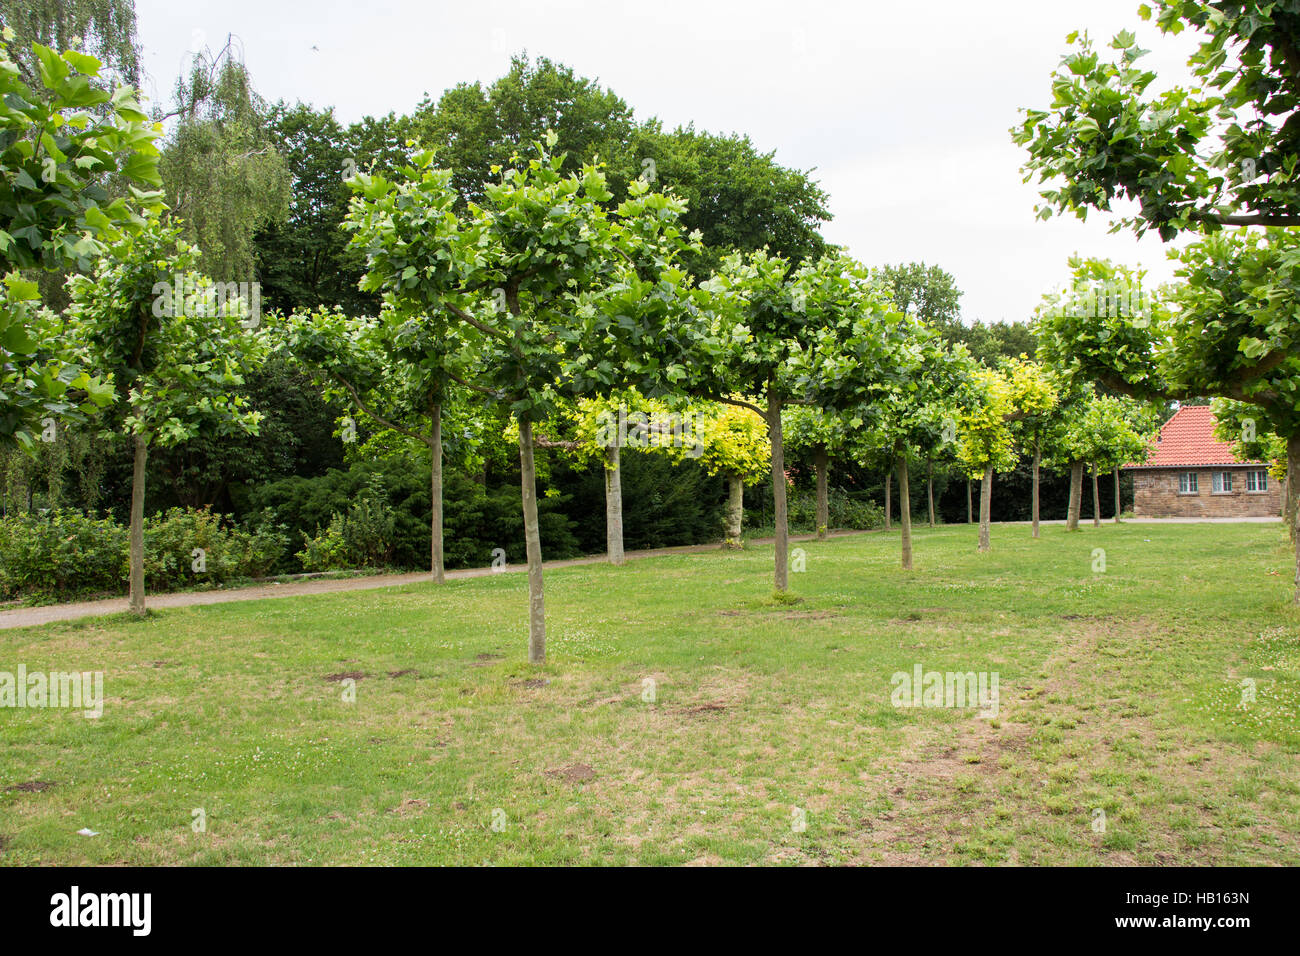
[1246,470,1269,492]
[1179,472,1198,494]
[1212,471,1233,493]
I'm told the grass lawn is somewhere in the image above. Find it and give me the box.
[2,521,1297,866]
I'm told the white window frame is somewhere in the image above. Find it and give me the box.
[1246,470,1269,492]
[1178,472,1198,494]
[1212,471,1233,494]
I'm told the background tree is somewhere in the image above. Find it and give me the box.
[68,219,266,614]
[282,305,466,581]
[158,38,289,282]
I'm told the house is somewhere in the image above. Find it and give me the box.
[1124,405,1282,518]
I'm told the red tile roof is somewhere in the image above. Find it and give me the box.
[1127,404,1265,469]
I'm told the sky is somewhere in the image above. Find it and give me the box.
[134,0,1201,325]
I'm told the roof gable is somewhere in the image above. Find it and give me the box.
[1129,404,1265,469]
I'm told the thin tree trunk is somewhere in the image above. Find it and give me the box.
[1031,439,1041,539]
[978,462,993,553]
[129,434,147,616]
[1289,434,1299,604]
[1113,467,1121,523]
[517,416,546,663]
[1066,460,1083,531]
[884,470,892,531]
[604,444,625,565]
[926,459,935,528]
[814,444,829,539]
[966,478,973,524]
[430,403,444,582]
[1091,465,1101,528]
[768,384,789,592]
[724,473,744,549]
[898,454,913,569]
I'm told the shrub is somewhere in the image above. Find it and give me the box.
[0,507,288,602]
[296,478,396,572]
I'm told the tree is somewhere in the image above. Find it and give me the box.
[693,250,872,592]
[1003,357,1059,538]
[68,219,266,614]
[346,136,699,661]
[693,402,770,548]
[1,34,162,449]
[784,405,849,540]
[255,103,410,315]
[282,305,468,581]
[159,39,289,283]
[957,361,1055,552]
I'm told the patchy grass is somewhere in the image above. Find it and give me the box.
[1,521,1297,865]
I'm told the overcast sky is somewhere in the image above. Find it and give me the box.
[135,0,1200,325]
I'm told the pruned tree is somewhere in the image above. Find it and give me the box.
[68,219,267,615]
[345,135,700,661]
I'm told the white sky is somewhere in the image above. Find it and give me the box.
[134,0,1202,324]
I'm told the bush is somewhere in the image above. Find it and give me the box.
[0,507,288,602]
[786,488,884,533]
[296,478,397,572]
[0,510,128,600]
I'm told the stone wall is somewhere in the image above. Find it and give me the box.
[1130,467,1283,518]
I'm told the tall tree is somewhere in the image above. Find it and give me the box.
[159,39,289,283]
[68,219,266,614]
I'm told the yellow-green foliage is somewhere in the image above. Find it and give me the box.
[695,403,771,483]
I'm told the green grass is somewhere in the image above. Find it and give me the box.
[2,520,1298,865]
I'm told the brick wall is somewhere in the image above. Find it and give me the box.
[1130,467,1283,518]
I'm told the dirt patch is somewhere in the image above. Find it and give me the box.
[679,700,728,715]
[387,669,416,679]
[513,678,550,689]
[323,671,367,682]
[545,763,595,784]
[0,835,9,851]
[5,780,55,793]
[389,798,427,815]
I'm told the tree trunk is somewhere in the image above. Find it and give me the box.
[884,470,892,531]
[430,403,444,582]
[814,444,829,540]
[129,434,147,616]
[517,416,546,663]
[605,444,624,565]
[898,454,913,569]
[1066,460,1083,531]
[1289,434,1299,604]
[978,462,993,553]
[1091,465,1101,528]
[966,478,973,524]
[724,473,744,549]
[1031,439,1041,539]
[926,459,935,528]
[768,384,789,592]
[1113,468,1121,523]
